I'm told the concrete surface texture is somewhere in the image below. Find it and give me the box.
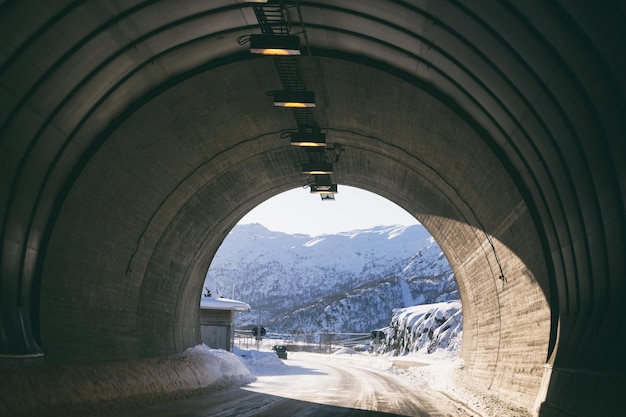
[0,1,624,416]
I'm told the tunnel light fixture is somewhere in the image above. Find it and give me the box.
[249,34,301,56]
[310,183,338,194]
[290,132,326,147]
[273,91,316,108]
[309,174,337,194]
[301,162,333,175]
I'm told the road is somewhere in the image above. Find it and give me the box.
[109,352,475,417]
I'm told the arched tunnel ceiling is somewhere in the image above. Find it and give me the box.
[1,1,624,415]
[40,56,548,356]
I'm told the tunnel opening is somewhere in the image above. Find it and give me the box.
[200,185,462,357]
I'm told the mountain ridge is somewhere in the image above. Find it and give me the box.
[204,223,458,334]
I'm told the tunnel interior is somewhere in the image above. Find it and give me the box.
[40,55,554,408]
[1,2,624,416]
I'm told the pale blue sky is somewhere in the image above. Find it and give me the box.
[239,185,419,236]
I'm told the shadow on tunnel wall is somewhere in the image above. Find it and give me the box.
[537,368,624,417]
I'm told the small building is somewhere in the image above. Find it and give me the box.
[199,297,250,351]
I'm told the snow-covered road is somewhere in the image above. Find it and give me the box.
[241,351,475,416]
[110,351,479,417]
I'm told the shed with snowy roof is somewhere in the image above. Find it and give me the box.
[199,297,250,351]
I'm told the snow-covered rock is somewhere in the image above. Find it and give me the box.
[377,301,462,355]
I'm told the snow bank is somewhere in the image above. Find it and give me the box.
[0,345,254,417]
[233,346,286,376]
[333,347,359,355]
[389,352,531,416]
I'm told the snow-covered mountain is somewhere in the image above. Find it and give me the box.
[204,223,458,335]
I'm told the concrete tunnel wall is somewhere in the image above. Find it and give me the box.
[38,58,551,409]
[1,1,624,416]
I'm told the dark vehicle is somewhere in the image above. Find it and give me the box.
[272,345,288,359]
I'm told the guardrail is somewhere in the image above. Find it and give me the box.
[233,330,374,353]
